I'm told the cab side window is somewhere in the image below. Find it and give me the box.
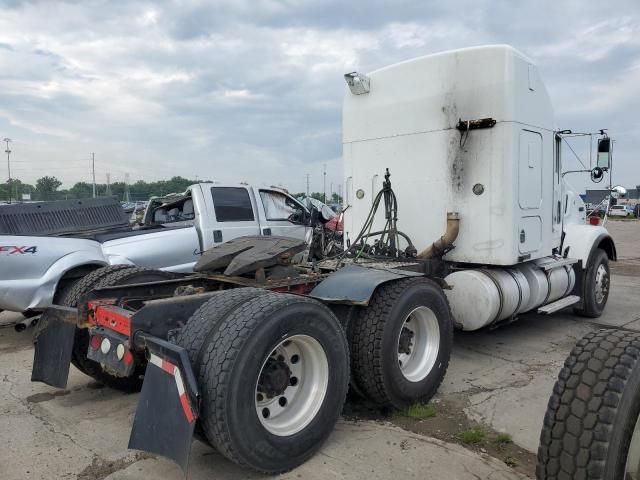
[211,187,255,222]
[259,190,305,223]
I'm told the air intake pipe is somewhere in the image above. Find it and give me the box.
[417,212,460,258]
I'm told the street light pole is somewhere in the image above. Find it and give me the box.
[323,163,327,204]
[3,138,11,204]
[92,152,96,198]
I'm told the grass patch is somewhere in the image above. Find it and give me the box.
[494,433,513,446]
[397,402,437,419]
[504,455,519,467]
[459,427,485,445]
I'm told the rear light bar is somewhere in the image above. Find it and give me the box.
[87,300,133,337]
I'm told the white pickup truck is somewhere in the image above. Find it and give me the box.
[0,183,312,313]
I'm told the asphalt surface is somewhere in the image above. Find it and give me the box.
[1,219,638,480]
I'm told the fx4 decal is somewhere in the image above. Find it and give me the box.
[0,245,38,254]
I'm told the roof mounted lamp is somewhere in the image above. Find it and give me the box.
[344,72,370,95]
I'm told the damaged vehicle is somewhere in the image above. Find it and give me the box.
[0,183,313,318]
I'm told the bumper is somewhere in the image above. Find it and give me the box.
[0,278,57,312]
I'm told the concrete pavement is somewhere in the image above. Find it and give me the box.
[1,219,639,479]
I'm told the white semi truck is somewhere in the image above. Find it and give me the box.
[31,45,618,474]
[343,44,616,326]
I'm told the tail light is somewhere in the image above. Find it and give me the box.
[123,351,134,366]
[90,335,101,350]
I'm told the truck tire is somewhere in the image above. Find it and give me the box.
[70,267,175,392]
[574,248,610,318]
[174,287,269,443]
[199,293,350,473]
[349,277,453,409]
[537,330,640,479]
[49,265,135,375]
[174,288,269,377]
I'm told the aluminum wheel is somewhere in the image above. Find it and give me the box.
[626,414,640,479]
[397,306,440,382]
[255,334,329,437]
[594,264,609,304]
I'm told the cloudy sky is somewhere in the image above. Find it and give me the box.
[0,0,638,194]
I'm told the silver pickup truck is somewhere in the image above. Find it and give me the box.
[0,183,311,313]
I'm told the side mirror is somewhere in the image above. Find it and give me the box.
[611,185,627,197]
[597,137,612,171]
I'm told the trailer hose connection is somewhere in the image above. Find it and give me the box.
[336,168,417,263]
[417,212,460,259]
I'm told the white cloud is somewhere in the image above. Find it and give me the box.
[0,0,638,194]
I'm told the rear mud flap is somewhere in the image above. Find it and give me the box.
[31,306,77,389]
[129,336,200,473]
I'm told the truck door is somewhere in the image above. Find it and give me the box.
[200,186,261,249]
[552,133,563,245]
[256,189,311,243]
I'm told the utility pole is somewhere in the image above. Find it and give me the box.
[3,138,11,203]
[91,152,96,198]
[124,173,131,202]
[306,173,310,197]
[106,173,112,196]
[323,163,327,204]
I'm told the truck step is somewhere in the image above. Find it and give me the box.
[538,257,579,271]
[538,295,581,314]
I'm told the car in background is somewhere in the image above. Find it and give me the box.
[609,204,634,217]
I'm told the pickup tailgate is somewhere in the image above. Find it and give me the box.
[0,197,129,236]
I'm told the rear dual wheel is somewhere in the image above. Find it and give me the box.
[349,278,453,409]
[186,291,349,474]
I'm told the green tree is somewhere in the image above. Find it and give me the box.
[35,176,62,201]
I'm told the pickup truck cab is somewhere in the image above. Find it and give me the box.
[0,183,311,313]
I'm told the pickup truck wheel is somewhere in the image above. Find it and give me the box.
[574,248,610,318]
[71,267,175,392]
[349,277,453,409]
[174,287,269,443]
[199,293,349,473]
[537,330,640,480]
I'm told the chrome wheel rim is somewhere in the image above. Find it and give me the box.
[397,306,440,382]
[255,335,329,436]
[594,264,609,304]
[625,414,640,479]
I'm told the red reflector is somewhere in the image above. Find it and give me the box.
[589,216,600,226]
[90,335,101,350]
[123,350,134,366]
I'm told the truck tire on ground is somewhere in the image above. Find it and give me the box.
[349,277,453,409]
[537,330,640,480]
[174,287,269,443]
[574,248,610,318]
[199,293,350,473]
[70,267,175,392]
[38,265,135,375]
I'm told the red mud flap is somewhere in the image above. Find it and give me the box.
[128,335,200,473]
[31,306,77,389]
